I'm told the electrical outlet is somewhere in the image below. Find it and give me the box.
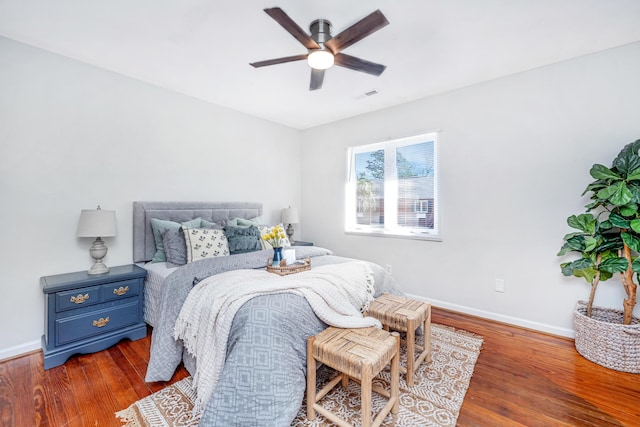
[495,278,505,293]
[385,264,392,275]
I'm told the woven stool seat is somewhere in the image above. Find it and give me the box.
[366,293,431,386]
[307,327,400,427]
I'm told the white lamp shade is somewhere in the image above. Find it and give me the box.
[281,207,299,224]
[76,208,117,237]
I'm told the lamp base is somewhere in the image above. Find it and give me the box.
[286,223,295,245]
[88,262,109,275]
[87,237,109,275]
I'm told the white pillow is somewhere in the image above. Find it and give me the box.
[183,228,230,263]
[258,224,291,250]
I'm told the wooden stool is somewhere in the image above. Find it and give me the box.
[307,327,400,427]
[366,293,431,386]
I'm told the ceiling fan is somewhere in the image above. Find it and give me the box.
[250,7,389,91]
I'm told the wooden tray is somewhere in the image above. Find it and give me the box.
[266,257,311,275]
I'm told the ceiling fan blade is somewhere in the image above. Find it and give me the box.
[334,53,386,76]
[310,69,325,91]
[325,9,389,53]
[250,54,308,68]
[264,7,320,50]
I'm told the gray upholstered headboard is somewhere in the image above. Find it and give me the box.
[132,201,263,263]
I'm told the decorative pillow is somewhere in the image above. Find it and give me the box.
[223,225,262,254]
[201,219,223,230]
[160,228,187,268]
[183,227,230,262]
[236,216,265,226]
[258,224,291,250]
[150,217,202,263]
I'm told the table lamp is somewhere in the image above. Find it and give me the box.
[281,206,299,245]
[76,206,117,274]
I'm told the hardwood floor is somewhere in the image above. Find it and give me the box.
[0,308,638,426]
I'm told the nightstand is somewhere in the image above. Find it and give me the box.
[293,241,313,246]
[41,264,147,369]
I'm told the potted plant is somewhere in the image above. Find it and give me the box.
[558,139,640,373]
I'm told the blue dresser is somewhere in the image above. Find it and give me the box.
[41,264,147,369]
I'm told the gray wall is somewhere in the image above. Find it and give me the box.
[0,37,301,358]
[301,42,640,336]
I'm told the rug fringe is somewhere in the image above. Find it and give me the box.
[114,408,136,427]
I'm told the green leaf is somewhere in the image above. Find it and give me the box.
[561,259,593,277]
[582,181,607,196]
[597,182,633,206]
[566,235,586,251]
[584,237,597,252]
[632,257,640,273]
[613,140,640,175]
[571,258,594,271]
[627,167,640,181]
[622,232,640,252]
[599,220,613,230]
[590,164,621,180]
[584,200,601,211]
[573,266,598,283]
[557,243,572,257]
[630,219,640,234]
[598,235,624,251]
[629,184,640,204]
[600,270,614,281]
[566,214,596,234]
[599,257,629,273]
[609,213,630,229]
[620,203,638,217]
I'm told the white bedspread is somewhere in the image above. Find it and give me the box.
[174,261,382,406]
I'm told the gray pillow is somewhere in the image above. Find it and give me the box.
[150,217,202,263]
[160,228,187,268]
[223,225,262,254]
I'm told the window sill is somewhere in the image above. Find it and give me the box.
[345,229,442,242]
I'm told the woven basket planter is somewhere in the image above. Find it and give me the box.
[573,301,640,373]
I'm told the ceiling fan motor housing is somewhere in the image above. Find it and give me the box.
[310,19,332,48]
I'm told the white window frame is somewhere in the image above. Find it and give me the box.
[345,132,441,241]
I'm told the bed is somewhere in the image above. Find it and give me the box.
[133,201,403,426]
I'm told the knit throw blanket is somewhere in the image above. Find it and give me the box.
[174,261,382,407]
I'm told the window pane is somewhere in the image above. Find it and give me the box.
[355,150,384,226]
[396,142,435,229]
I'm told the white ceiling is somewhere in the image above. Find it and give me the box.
[1,0,639,130]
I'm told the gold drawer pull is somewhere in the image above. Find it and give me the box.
[113,286,129,296]
[70,293,89,304]
[92,317,110,328]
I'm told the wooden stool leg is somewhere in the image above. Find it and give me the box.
[361,363,372,427]
[306,336,316,421]
[424,305,432,363]
[406,318,415,386]
[341,374,349,387]
[391,332,400,414]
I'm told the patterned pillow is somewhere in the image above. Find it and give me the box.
[150,217,203,263]
[160,228,187,268]
[258,224,291,250]
[223,225,262,254]
[183,227,230,263]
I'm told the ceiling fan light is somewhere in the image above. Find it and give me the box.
[308,50,334,70]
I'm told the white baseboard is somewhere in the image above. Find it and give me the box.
[0,339,41,362]
[405,293,575,339]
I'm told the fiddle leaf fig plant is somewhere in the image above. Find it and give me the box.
[559,139,640,324]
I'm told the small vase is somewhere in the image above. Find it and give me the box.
[272,247,283,266]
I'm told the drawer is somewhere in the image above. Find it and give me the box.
[56,300,140,346]
[102,278,140,302]
[56,286,101,312]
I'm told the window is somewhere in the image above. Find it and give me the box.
[346,132,440,240]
